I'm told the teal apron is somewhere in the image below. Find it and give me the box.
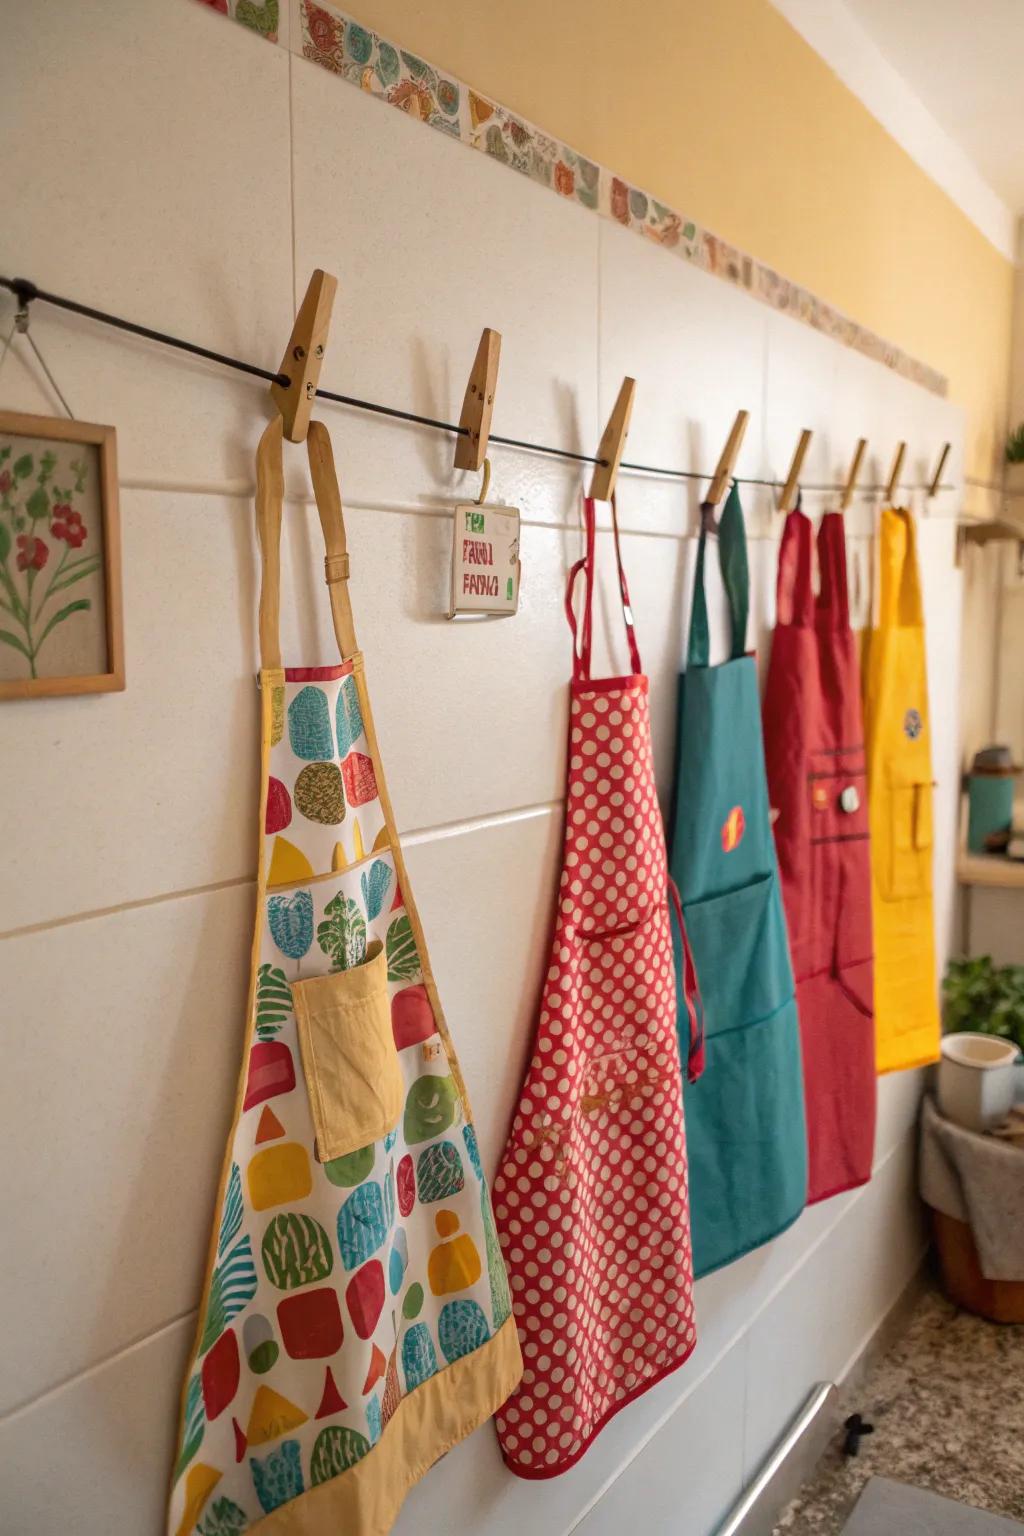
[669,485,807,1276]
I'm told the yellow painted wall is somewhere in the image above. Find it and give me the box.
[351,0,1013,486]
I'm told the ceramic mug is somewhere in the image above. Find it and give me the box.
[938,1032,1022,1132]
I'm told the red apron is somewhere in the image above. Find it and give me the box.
[492,497,702,1479]
[762,510,876,1203]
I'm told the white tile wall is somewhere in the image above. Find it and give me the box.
[1,3,961,1531]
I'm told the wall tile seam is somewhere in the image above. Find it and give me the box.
[205,0,950,396]
[555,1126,916,1536]
[111,479,924,541]
[0,800,565,942]
[0,1307,196,1430]
[0,1117,918,1443]
[833,1239,930,1390]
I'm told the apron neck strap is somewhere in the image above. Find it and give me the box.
[688,482,750,667]
[566,495,642,683]
[816,511,850,628]
[256,416,358,671]
[880,506,924,628]
[775,508,814,627]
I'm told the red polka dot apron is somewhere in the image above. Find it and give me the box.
[493,496,702,1480]
[762,509,876,1204]
[167,417,522,1536]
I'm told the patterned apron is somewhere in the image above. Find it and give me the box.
[668,484,807,1277]
[167,417,522,1536]
[762,509,876,1204]
[864,507,940,1074]
[492,497,702,1479]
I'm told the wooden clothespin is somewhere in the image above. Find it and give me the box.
[589,378,635,502]
[454,328,501,493]
[702,409,750,531]
[778,428,813,513]
[884,441,906,504]
[840,438,867,512]
[928,442,951,499]
[271,270,337,443]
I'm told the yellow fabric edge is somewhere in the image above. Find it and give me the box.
[877,1044,941,1076]
[349,654,475,1114]
[170,656,522,1521]
[167,668,282,1500]
[249,1317,523,1536]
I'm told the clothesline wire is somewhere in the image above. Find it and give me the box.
[0,275,951,494]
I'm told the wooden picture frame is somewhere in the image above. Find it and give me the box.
[0,411,124,700]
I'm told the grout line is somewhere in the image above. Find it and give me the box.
[403,798,561,850]
[0,875,256,943]
[0,1308,197,1427]
[560,1129,913,1536]
[0,801,563,942]
[0,1067,918,1437]
[114,479,906,544]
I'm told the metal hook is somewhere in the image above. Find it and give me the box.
[475,456,492,506]
[4,289,75,418]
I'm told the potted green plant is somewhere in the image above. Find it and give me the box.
[940,956,1024,1128]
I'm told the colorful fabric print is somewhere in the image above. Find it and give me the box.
[169,656,515,1533]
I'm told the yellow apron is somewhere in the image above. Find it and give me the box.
[864,507,940,1074]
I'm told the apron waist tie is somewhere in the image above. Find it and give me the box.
[669,878,705,1084]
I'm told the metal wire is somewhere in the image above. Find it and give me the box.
[0,274,952,494]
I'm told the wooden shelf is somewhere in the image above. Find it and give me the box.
[957,851,1024,890]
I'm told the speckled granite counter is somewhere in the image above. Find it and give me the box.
[774,1285,1024,1534]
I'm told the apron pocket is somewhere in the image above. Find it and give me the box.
[683,873,792,1036]
[291,940,402,1160]
[882,764,933,900]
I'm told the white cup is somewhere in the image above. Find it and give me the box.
[938,1032,1023,1132]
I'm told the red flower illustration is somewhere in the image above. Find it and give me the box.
[51,503,87,549]
[553,160,575,197]
[305,1,339,54]
[198,0,229,11]
[388,78,434,119]
[0,470,11,495]
[611,177,630,225]
[16,535,49,572]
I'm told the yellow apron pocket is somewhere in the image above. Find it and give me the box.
[884,765,933,900]
[292,940,402,1160]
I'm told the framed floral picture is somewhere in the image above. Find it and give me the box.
[0,411,124,699]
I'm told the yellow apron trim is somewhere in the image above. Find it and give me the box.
[249,1318,523,1536]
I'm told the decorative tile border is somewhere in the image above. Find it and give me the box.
[198,0,948,398]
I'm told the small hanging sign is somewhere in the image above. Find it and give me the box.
[448,502,521,618]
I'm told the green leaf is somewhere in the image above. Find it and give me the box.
[25,485,49,521]
[35,597,90,649]
[316,893,366,971]
[0,628,31,659]
[0,445,11,462]
[0,523,9,561]
[47,558,100,596]
[386,913,419,981]
[255,963,293,1040]
[12,454,33,480]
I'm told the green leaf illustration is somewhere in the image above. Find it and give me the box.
[174,1373,205,1477]
[46,558,100,596]
[36,598,90,649]
[0,629,31,660]
[0,524,9,561]
[25,485,49,521]
[12,454,33,480]
[386,913,419,981]
[316,893,366,971]
[255,963,293,1040]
